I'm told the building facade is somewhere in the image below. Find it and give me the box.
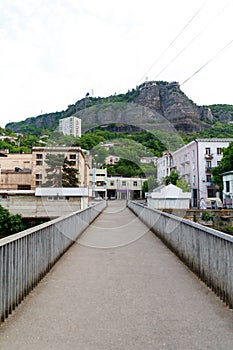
[0,147,89,191]
[89,168,107,198]
[107,176,146,200]
[31,147,87,189]
[222,171,233,208]
[157,139,233,207]
[58,116,81,137]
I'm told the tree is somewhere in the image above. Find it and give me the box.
[164,170,179,185]
[44,154,65,187]
[62,157,80,187]
[0,205,24,236]
[212,141,233,193]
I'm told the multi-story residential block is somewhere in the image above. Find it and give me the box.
[157,139,233,207]
[0,151,32,190]
[32,147,87,189]
[0,147,89,191]
[107,176,146,200]
[58,116,81,137]
[89,168,107,198]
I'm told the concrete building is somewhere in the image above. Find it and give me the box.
[31,146,87,189]
[58,116,81,137]
[0,188,89,218]
[147,184,191,210]
[222,171,233,208]
[157,139,233,207]
[107,176,146,200]
[0,147,90,191]
[0,152,33,190]
[89,168,107,199]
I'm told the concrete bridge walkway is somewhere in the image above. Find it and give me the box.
[0,201,233,350]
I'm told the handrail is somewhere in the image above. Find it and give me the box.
[128,201,233,309]
[0,201,106,322]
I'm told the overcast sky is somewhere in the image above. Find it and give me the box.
[1,0,233,128]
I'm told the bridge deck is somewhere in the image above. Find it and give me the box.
[1,201,233,349]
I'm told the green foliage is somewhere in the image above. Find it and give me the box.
[44,154,65,187]
[0,205,25,236]
[212,141,233,193]
[201,212,214,222]
[164,170,179,185]
[62,157,80,187]
[104,158,144,177]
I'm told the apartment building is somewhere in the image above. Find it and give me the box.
[58,116,81,137]
[107,176,146,200]
[0,151,32,190]
[157,139,233,207]
[0,147,90,191]
[31,147,87,189]
[89,168,107,198]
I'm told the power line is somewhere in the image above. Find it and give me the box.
[154,0,232,79]
[137,0,209,84]
[181,38,233,85]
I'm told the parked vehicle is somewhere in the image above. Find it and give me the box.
[204,198,223,209]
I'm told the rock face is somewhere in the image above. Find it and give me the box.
[134,81,213,132]
[6,81,214,134]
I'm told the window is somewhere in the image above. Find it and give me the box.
[226,181,230,192]
[18,185,31,190]
[122,181,126,186]
[217,161,221,166]
[110,181,114,186]
[206,161,212,168]
[36,181,42,186]
[70,154,76,159]
[36,174,42,179]
[206,175,211,182]
[217,147,222,155]
[205,148,211,155]
[47,196,69,201]
[36,160,43,166]
[133,181,138,186]
[36,154,43,159]
[193,175,196,185]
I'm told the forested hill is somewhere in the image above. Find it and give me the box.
[5,81,233,136]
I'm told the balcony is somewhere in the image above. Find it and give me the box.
[204,153,213,159]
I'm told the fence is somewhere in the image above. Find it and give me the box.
[128,202,233,309]
[0,201,106,322]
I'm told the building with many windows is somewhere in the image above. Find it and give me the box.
[157,139,233,207]
[107,176,146,200]
[31,146,88,189]
[58,116,81,137]
[89,168,107,199]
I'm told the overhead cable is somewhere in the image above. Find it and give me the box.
[154,0,232,79]
[181,38,233,85]
[136,0,209,84]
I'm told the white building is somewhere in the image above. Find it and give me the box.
[105,155,120,165]
[222,171,233,208]
[107,177,146,200]
[59,116,81,137]
[157,139,233,207]
[0,188,89,218]
[147,184,191,210]
[89,168,107,199]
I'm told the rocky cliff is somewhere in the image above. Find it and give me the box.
[6,81,216,135]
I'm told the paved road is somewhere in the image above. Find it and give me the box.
[1,201,233,350]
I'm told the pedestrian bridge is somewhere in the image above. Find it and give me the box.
[1,200,233,349]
